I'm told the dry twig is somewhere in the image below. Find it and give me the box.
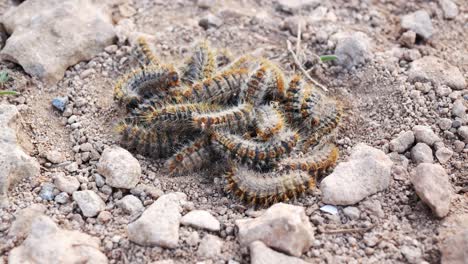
[322,223,377,235]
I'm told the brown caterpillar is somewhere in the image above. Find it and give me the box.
[134,36,160,66]
[212,129,300,168]
[180,41,216,84]
[239,63,272,106]
[114,64,179,110]
[224,166,315,206]
[283,74,307,123]
[174,69,249,104]
[279,143,339,174]
[164,136,214,175]
[262,60,286,100]
[253,104,285,141]
[192,103,254,131]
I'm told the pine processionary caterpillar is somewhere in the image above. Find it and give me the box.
[164,136,215,175]
[279,143,339,174]
[134,36,160,66]
[180,41,216,84]
[253,104,285,141]
[192,103,254,131]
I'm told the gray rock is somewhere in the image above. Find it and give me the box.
[458,126,468,143]
[54,174,80,194]
[413,125,441,146]
[39,183,55,201]
[320,143,393,205]
[440,229,468,264]
[408,56,466,90]
[334,31,372,68]
[452,99,466,118]
[45,150,65,164]
[411,143,434,164]
[276,0,319,14]
[127,192,187,248]
[401,245,422,264]
[438,118,453,131]
[454,140,466,152]
[343,206,360,220]
[389,131,415,153]
[197,234,223,259]
[8,215,108,264]
[97,146,141,189]
[94,174,105,187]
[8,204,47,237]
[72,190,106,217]
[439,0,459,19]
[250,241,310,264]
[0,0,115,84]
[181,210,221,232]
[197,0,216,9]
[54,192,70,204]
[435,147,453,164]
[0,104,40,205]
[199,14,223,30]
[411,163,452,218]
[236,203,313,257]
[401,10,433,39]
[116,195,143,215]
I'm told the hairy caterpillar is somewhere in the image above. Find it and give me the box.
[114,65,179,110]
[283,74,307,123]
[192,103,254,131]
[279,143,339,174]
[164,136,215,175]
[224,166,315,205]
[134,36,160,66]
[212,129,300,168]
[180,41,216,84]
[253,104,285,141]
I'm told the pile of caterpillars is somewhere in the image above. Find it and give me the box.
[114,37,343,206]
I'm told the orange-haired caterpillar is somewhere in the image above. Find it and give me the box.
[164,136,214,175]
[279,143,339,174]
[192,103,254,131]
[224,166,314,206]
[211,129,299,168]
[174,69,249,104]
[114,65,179,110]
[180,41,216,84]
[283,74,306,123]
[239,64,270,106]
[134,36,160,66]
[253,104,285,141]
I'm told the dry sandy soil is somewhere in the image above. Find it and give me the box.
[0,0,467,263]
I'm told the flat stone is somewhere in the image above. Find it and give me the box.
[408,56,466,90]
[401,10,433,39]
[435,147,453,164]
[412,125,441,146]
[54,173,80,194]
[0,104,40,206]
[181,210,221,232]
[236,203,313,257]
[72,190,106,217]
[127,192,187,248]
[8,215,107,264]
[0,0,115,84]
[197,234,223,259]
[116,195,144,215]
[389,131,415,153]
[250,241,310,264]
[411,143,434,164]
[97,145,141,189]
[411,163,452,218]
[320,143,393,205]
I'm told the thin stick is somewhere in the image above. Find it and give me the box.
[286,40,329,92]
[296,18,302,55]
[322,224,376,234]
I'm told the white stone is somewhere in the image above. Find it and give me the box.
[408,56,466,90]
[97,146,141,189]
[181,210,221,232]
[54,173,80,194]
[127,192,187,248]
[435,147,453,164]
[412,125,441,146]
[249,241,310,264]
[8,204,47,238]
[411,143,434,164]
[9,215,107,264]
[0,0,115,84]
[45,150,65,164]
[389,131,415,153]
[439,0,459,19]
[411,163,452,218]
[117,195,143,215]
[72,190,106,217]
[236,203,313,257]
[320,143,393,205]
[333,31,372,68]
[197,234,223,259]
[401,10,433,39]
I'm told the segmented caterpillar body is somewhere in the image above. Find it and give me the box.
[180,41,216,84]
[283,75,307,123]
[134,36,160,66]
[164,136,215,175]
[253,104,285,141]
[192,103,254,131]
[279,143,339,174]
[141,103,221,128]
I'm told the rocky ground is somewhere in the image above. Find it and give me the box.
[0,0,467,263]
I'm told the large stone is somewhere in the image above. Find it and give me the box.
[401,10,433,39]
[334,31,372,68]
[127,192,187,248]
[389,131,415,153]
[458,126,468,143]
[181,210,221,232]
[411,143,434,164]
[0,0,115,84]
[0,104,40,206]
[197,234,223,259]
[411,163,452,218]
[8,215,108,264]
[8,204,47,238]
[408,56,466,90]
[440,229,468,264]
[72,190,106,217]
[439,0,459,19]
[97,146,141,189]
[236,203,313,257]
[116,195,144,215]
[54,173,80,194]
[413,125,441,146]
[249,241,310,264]
[320,143,393,205]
